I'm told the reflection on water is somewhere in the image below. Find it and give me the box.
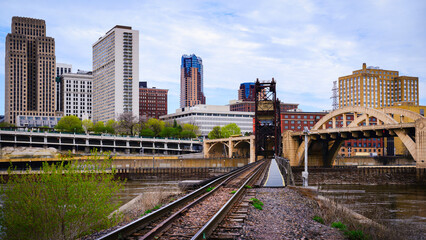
[317,184,426,229]
[114,180,181,206]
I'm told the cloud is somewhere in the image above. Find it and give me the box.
[0,0,425,115]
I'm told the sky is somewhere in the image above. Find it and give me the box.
[0,0,425,115]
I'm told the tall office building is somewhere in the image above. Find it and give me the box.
[338,63,419,108]
[5,17,56,125]
[139,83,168,120]
[92,25,139,122]
[180,54,205,108]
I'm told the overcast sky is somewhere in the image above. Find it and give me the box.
[0,0,425,115]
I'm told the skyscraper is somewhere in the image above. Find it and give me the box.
[5,17,56,125]
[92,25,139,122]
[338,63,419,108]
[55,63,72,112]
[238,82,255,101]
[180,54,205,108]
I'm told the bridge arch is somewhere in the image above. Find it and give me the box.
[206,142,229,158]
[294,106,418,166]
[233,140,251,158]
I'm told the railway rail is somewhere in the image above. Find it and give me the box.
[97,159,269,240]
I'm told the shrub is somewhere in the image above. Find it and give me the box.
[331,221,347,230]
[0,151,123,240]
[344,230,367,240]
[313,216,324,224]
[249,198,264,210]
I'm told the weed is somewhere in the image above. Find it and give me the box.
[230,190,237,194]
[249,198,264,210]
[245,185,252,189]
[153,204,162,210]
[331,221,347,230]
[142,209,152,216]
[344,230,367,240]
[206,187,215,192]
[313,215,324,224]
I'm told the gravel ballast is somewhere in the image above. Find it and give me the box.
[242,187,344,240]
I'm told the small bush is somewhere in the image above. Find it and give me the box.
[331,221,347,230]
[313,216,324,224]
[344,230,367,240]
[245,185,252,189]
[230,190,237,194]
[249,198,264,210]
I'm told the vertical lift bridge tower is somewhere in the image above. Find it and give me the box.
[254,78,282,159]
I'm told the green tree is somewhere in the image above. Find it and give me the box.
[140,128,155,137]
[0,151,123,240]
[208,126,223,139]
[159,127,180,138]
[182,123,200,136]
[93,121,105,134]
[146,118,165,136]
[104,119,116,134]
[55,115,84,133]
[180,130,196,139]
[221,123,241,138]
[0,122,15,128]
[82,119,94,133]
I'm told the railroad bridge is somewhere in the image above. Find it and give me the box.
[283,106,426,168]
[203,135,255,163]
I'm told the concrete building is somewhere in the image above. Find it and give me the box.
[5,17,56,125]
[338,63,419,108]
[60,70,93,120]
[139,83,168,120]
[92,25,139,122]
[160,104,254,136]
[180,54,205,108]
[56,63,72,76]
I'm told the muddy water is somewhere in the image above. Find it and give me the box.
[317,184,426,230]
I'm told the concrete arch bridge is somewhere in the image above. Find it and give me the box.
[203,135,255,163]
[283,106,426,168]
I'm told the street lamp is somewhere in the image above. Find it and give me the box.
[302,126,310,187]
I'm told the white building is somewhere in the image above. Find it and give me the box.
[160,104,254,136]
[56,63,72,112]
[92,25,139,122]
[61,70,93,120]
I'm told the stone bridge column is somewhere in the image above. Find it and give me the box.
[282,131,298,165]
[416,118,426,169]
[203,141,210,158]
[228,139,234,158]
[250,136,255,163]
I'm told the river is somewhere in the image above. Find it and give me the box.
[316,184,426,231]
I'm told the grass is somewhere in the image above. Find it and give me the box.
[230,190,237,194]
[331,221,347,230]
[244,185,253,189]
[249,198,264,210]
[344,230,368,240]
[206,187,215,192]
[313,215,324,224]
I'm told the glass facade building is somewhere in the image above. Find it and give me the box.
[180,54,205,108]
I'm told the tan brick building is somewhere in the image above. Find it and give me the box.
[339,63,419,108]
[5,17,56,125]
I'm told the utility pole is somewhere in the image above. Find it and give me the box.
[302,127,310,187]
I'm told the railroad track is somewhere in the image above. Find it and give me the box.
[97,159,269,240]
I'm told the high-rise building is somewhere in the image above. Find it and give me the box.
[180,54,205,108]
[139,84,168,120]
[60,70,93,120]
[92,25,139,122]
[229,100,299,113]
[238,82,255,101]
[5,17,56,125]
[338,63,419,108]
[55,63,72,112]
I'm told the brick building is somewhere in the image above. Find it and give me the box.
[139,84,168,119]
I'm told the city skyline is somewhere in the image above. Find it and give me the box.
[1,0,425,116]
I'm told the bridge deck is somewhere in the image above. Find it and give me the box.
[264,159,285,187]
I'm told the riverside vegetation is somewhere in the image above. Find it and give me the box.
[0,150,123,240]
